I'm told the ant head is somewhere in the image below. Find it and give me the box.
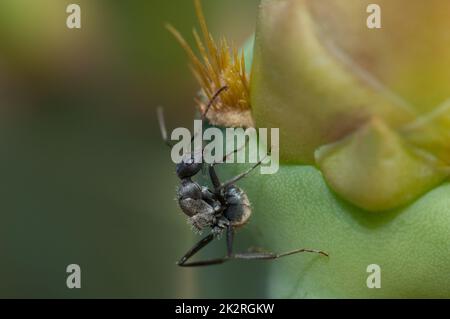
[176,153,203,179]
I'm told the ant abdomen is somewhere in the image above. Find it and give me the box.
[223,186,252,228]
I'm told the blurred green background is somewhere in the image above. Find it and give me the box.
[0,0,264,298]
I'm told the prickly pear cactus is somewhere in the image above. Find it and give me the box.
[173,0,450,298]
[238,0,450,298]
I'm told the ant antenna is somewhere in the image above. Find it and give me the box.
[157,86,228,151]
[201,86,229,121]
[190,86,229,146]
[193,85,229,154]
[157,106,173,148]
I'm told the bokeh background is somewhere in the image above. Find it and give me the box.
[0,0,264,298]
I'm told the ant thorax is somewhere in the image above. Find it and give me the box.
[222,185,252,228]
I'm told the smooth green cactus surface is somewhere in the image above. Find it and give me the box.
[251,0,450,212]
[222,0,450,298]
[222,162,450,298]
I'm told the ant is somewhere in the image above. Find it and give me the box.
[157,87,328,267]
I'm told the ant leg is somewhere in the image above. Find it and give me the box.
[224,225,327,260]
[177,226,237,267]
[230,248,329,261]
[177,230,327,267]
[226,226,234,256]
[177,234,229,267]
[213,137,250,166]
[208,138,251,191]
[209,165,221,190]
[218,157,267,191]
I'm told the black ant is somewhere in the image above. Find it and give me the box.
[157,87,328,267]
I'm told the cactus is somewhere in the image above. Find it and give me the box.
[173,0,450,298]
